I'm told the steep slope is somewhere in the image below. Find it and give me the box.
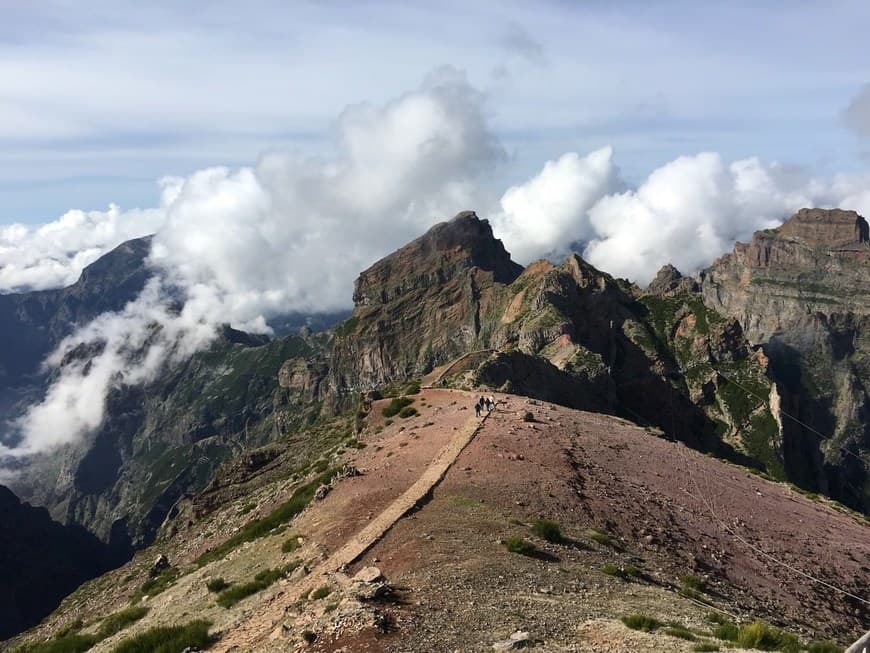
[701,208,870,511]
[0,485,116,640]
[9,391,865,652]
[331,211,785,479]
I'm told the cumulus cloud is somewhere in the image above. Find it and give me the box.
[1,66,504,458]
[0,203,165,292]
[492,147,621,263]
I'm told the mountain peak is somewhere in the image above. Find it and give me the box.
[352,211,522,307]
[778,207,869,249]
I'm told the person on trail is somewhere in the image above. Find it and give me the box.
[474,402,481,417]
[487,396,495,411]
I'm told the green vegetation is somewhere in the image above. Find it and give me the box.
[196,466,339,566]
[807,642,842,653]
[310,585,332,600]
[503,536,537,556]
[96,607,149,639]
[333,315,359,337]
[736,620,800,652]
[206,577,230,592]
[664,625,696,641]
[137,567,180,600]
[531,518,563,543]
[693,643,720,652]
[13,634,101,653]
[110,620,211,653]
[215,566,292,608]
[382,396,414,418]
[398,405,418,418]
[621,614,662,632]
[281,534,301,553]
[712,621,739,641]
[600,564,642,580]
[587,528,619,548]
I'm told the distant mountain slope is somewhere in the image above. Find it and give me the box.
[0,485,116,640]
[702,208,870,511]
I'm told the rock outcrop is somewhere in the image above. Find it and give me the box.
[701,208,870,510]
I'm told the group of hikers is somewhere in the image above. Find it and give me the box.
[474,395,496,417]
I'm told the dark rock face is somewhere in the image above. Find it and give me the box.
[0,485,116,640]
[701,208,870,511]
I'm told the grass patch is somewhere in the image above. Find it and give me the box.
[807,642,842,653]
[310,585,332,600]
[206,577,230,593]
[665,626,696,641]
[215,566,292,608]
[96,606,150,639]
[281,535,301,553]
[110,620,211,653]
[531,518,563,543]
[693,644,720,652]
[736,620,800,652]
[712,621,739,641]
[621,614,662,632]
[680,574,706,593]
[382,396,414,418]
[196,467,339,566]
[13,634,101,653]
[503,536,537,556]
[136,567,180,600]
[587,528,619,547]
[600,564,642,580]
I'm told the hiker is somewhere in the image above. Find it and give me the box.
[474,402,481,417]
[487,396,495,411]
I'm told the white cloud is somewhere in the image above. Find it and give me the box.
[0,204,164,292]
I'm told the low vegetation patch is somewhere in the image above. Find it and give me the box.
[531,518,563,543]
[13,633,101,653]
[692,643,720,652]
[382,396,414,417]
[398,405,418,418]
[807,642,842,653]
[310,585,332,600]
[600,564,642,580]
[587,528,619,548]
[205,577,230,593]
[136,567,180,600]
[110,620,211,653]
[621,614,662,632]
[664,625,696,641]
[281,534,301,553]
[736,620,800,652]
[503,536,537,556]
[196,467,339,566]
[216,566,293,608]
[96,606,150,639]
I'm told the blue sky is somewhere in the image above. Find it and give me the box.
[1,0,869,224]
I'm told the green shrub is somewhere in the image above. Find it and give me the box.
[736,620,800,652]
[404,381,421,395]
[531,518,563,543]
[310,585,332,600]
[693,643,720,652]
[712,621,738,641]
[97,606,149,638]
[808,642,841,653]
[504,536,537,556]
[398,405,418,418]
[382,396,413,418]
[665,626,696,641]
[680,574,707,593]
[13,634,100,653]
[600,563,626,578]
[206,577,230,592]
[621,614,661,632]
[196,466,339,566]
[281,535,301,553]
[624,565,643,578]
[110,620,211,653]
[216,567,287,608]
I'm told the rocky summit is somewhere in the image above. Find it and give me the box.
[2,210,869,652]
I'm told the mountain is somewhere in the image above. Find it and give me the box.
[701,208,870,511]
[3,209,868,648]
[0,485,116,640]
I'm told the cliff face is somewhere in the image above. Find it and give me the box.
[701,208,870,510]
[330,212,782,476]
[0,485,116,640]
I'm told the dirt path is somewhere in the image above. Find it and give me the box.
[211,400,492,651]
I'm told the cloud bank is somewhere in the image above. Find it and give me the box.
[3,68,870,460]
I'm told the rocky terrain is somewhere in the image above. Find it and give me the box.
[1,208,869,649]
[702,208,870,511]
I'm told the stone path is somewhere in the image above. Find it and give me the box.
[211,403,492,651]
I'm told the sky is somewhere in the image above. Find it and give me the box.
[2,0,869,224]
[3,0,870,456]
